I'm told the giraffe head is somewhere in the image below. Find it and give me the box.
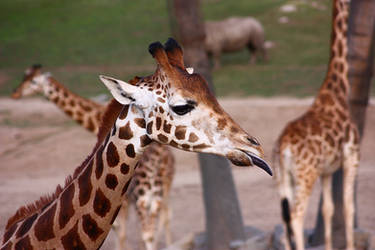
[100,38,271,175]
[12,64,51,99]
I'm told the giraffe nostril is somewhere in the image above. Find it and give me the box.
[247,137,260,146]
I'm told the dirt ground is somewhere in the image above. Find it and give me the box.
[0,97,374,249]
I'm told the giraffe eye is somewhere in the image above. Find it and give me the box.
[171,104,195,116]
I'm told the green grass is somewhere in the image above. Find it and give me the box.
[0,0,373,98]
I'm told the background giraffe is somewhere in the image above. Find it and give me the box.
[273,0,360,249]
[12,65,175,250]
[1,38,270,249]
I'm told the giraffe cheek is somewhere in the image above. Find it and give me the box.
[226,151,251,167]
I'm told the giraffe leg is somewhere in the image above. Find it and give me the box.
[159,186,172,246]
[282,222,293,250]
[321,175,334,250]
[291,178,316,250]
[342,144,359,250]
[138,199,162,250]
[291,213,304,250]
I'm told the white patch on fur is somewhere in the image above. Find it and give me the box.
[186,67,194,74]
[33,73,50,84]
[279,146,294,201]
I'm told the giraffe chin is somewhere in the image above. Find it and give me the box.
[227,150,272,176]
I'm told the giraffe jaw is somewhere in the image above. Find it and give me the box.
[241,150,272,176]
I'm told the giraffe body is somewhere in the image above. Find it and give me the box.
[12,65,175,250]
[2,38,270,249]
[273,1,360,250]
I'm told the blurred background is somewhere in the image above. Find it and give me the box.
[2,0,373,98]
[1,0,374,249]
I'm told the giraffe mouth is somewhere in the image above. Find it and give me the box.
[242,150,273,176]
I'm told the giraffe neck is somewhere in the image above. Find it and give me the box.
[43,77,103,133]
[313,0,350,112]
[2,104,152,249]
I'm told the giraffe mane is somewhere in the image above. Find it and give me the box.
[4,97,126,231]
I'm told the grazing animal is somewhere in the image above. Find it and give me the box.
[205,16,267,68]
[12,65,175,250]
[1,38,271,250]
[273,0,359,250]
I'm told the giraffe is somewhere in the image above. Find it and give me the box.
[1,38,271,250]
[11,65,175,250]
[273,0,359,249]
[12,64,104,134]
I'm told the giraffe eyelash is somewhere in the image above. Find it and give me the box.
[171,103,195,116]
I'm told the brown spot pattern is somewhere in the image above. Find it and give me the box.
[134,118,146,128]
[138,188,145,196]
[15,213,37,238]
[170,140,178,148]
[80,103,92,112]
[217,118,227,130]
[1,242,12,250]
[59,184,75,229]
[140,135,152,147]
[3,223,18,243]
[147,121,153,134]
[126,144,136,158]
[175,126,186,140]
[34,203,57,241]
[325,133,335,147]
[93,189,111,217]
[52,96,60,104]
[163,122,172,133]
[61,222,86,250]
[179,143,189,150]
[14,235,33,250]
[82,214,104,241]
[120,163,130,174]
[64,110,73,117]
[188,133,199,143]
[193,143,209,150]
[156,117,162,130]
[106,142,120,167]
[87,118,95,132]
[230,126,239,133]
[119,122,133,140]
[119,105,129,120]
[158,134,169,143]
[105,174,119,190]
[78,161,93,206]
[95,145,104,179]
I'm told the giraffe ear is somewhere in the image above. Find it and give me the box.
[99,75,139,105]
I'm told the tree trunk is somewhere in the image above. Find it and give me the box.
[167,1,246,249]
[309,0,375,247]
[168,0,245,250]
